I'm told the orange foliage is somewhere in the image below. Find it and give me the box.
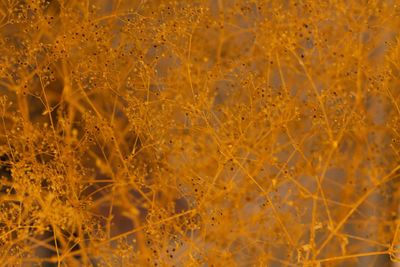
[0,0,400,266]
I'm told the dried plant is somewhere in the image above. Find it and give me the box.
[0,0,400,266]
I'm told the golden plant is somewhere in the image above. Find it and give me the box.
[0,0,400,266]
